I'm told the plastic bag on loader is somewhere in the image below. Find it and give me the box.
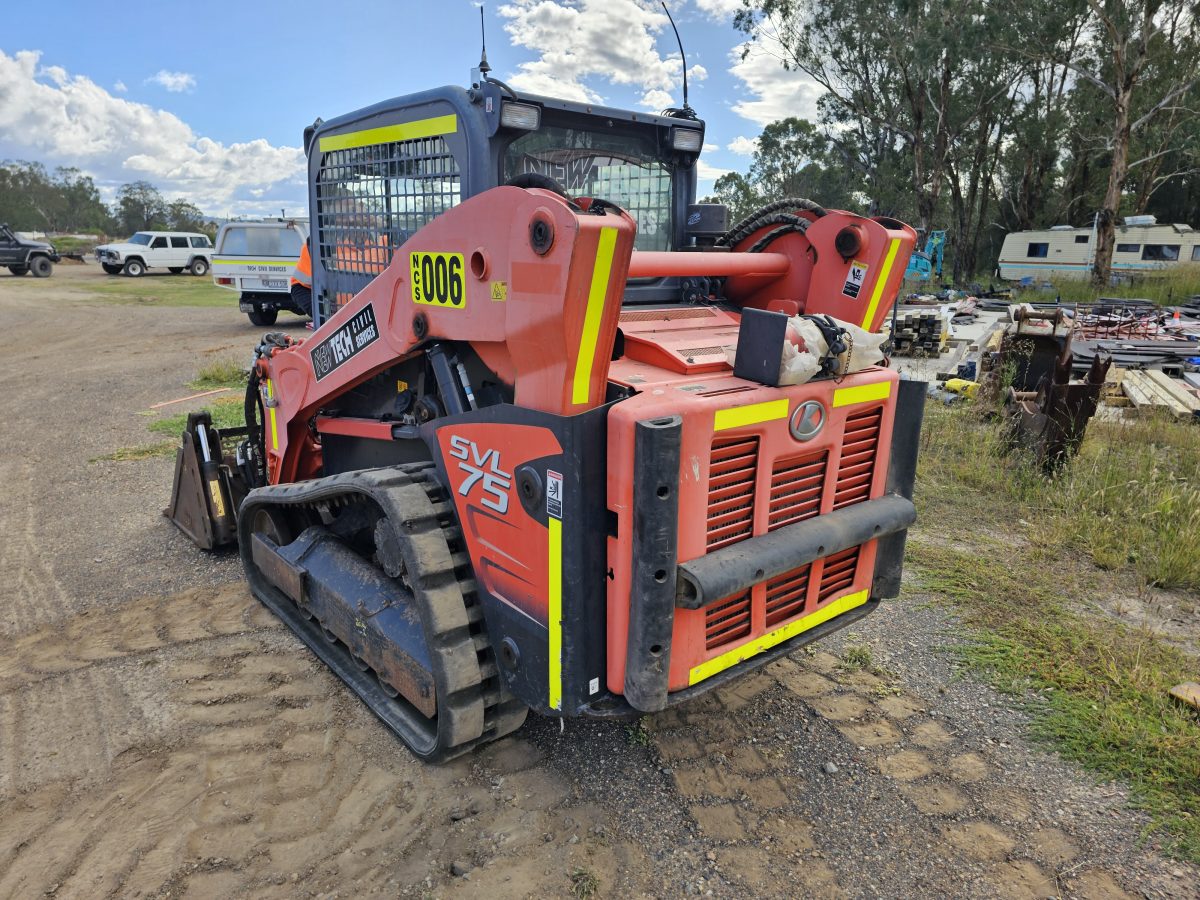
[164,411,249,549]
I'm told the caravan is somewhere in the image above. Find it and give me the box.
[997,217,1199,281]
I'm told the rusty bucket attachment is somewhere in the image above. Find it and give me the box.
[165,411,248,549]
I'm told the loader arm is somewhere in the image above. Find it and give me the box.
[259,187,636,485]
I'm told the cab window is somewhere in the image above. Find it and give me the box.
[505,126,674,252]
[170,236,188,248]
[151,237,168,249]
[1026,242,1048,258]
[190,236,211,248]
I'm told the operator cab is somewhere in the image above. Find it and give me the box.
[304,81,705,326]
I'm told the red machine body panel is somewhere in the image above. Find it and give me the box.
[606,327,899,693]
[436,424,561,624]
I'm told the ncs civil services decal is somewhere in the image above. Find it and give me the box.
[310,305,380,381]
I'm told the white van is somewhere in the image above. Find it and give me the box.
[212,219,309,325]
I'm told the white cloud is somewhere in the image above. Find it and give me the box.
[113,80,127,93]
[149,70,196,93]
[694,0,743,20]
[729,40,822,126]
[727,135,758,155]
[497,0,703,110]
[696,160,732,181]
[702,142,718,153]
[0,50,304,214]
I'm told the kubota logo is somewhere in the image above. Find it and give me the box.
[448,435,512,514]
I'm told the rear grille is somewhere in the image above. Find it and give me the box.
[765,565,811,627]
[768,452,827,530]
[818,546,860,601]
[706,436,758,550]
[619,307,718,323]
[833,407,882,509]
[706,590,752,649]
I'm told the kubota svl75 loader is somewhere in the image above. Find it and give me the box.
[167,79,925,761]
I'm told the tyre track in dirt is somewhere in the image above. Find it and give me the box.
[0,458,71,637]
[0,584,635,899]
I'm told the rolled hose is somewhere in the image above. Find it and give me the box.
[716,197,827,248]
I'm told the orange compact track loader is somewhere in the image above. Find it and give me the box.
[166,77,925,761]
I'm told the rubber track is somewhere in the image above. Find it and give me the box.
[238,463,526,762]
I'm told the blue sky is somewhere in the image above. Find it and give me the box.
[0,0,819,217]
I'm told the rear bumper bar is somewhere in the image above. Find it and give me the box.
[675,494,916,610]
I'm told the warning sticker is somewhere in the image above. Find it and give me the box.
[843,259,869,300]
[546,469,563,519]
[490,280,507,301]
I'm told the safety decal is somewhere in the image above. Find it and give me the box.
[842,259,869,300]
[410,252,465,308]
[489,280,508,301]
[310,304,380,381]
[546,469,563,519]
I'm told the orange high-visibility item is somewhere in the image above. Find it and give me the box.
[290,242,312,288]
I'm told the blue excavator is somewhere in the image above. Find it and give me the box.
[904,229,945,282]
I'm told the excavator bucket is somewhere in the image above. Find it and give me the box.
[164,411,247,549]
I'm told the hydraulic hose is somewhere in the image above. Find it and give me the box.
[717,197,828,248]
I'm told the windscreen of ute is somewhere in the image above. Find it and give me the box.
[504,127,673,251]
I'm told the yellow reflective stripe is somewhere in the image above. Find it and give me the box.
[689,590,869,685]
[547,517,563,710]
[265,378,279,450]
[713,398,789,431]
[571,227,618,405]
[860,238,901,329]
[318,114,458,152]
[833,381,891,408]
[212,258,294,267]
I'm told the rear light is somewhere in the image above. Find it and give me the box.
[671,127,703,152]
[217,277,233,285]
[500,102,541,131]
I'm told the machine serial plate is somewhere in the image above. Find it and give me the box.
[310,305,380,381]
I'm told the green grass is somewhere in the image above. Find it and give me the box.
[914,402,1200,860]
[569,867,600,899]
[910,540,1200,861]
[91,441,177,462]
[624,719,652,747]
[89,272,233,308]
[50,235,103,255]
[840,644,874,671]
[1018,262,1200,306]
[148,395,245,436]
[189,358,248,391]
[919,403,1200,591]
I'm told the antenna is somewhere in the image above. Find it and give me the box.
[478,6,491,79]
[660,1,694,117]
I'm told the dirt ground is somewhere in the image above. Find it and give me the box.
[0,265,1196,899]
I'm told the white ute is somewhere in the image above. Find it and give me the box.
[212,219,309,326]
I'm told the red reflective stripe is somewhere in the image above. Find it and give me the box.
[290,243,312,287]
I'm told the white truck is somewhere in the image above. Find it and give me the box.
[212,219,309,325]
